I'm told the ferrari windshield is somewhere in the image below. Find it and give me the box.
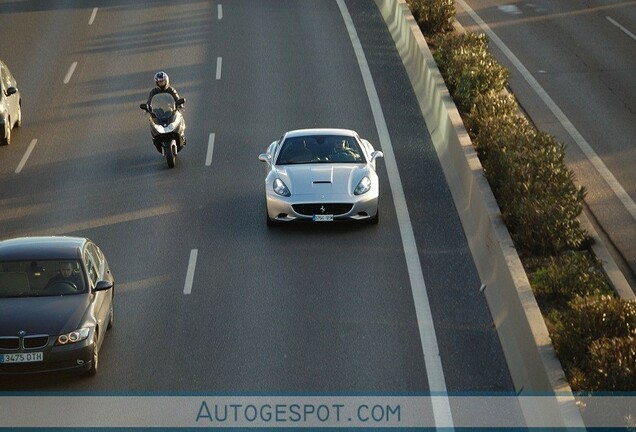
[150,93,177,123]
[0,260,86,297]
[276,135,364,165]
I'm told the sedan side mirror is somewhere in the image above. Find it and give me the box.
[139,103,149,112]
[176,97,186,107]
[5,87,17,97]
[94,280,113,292]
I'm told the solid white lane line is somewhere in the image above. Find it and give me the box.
[63,62,77,84]
[606,16,636,41]
[183,249,198,295]
[218,4,223,20]
[336,0,453,428]
[216,57,222,80]
[15,139,37,174]
[88,7,98,25]
[206,133,215,166]
[457,0,636,222]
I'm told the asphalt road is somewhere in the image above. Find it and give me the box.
[456,0,636,291]
[0,0,515,420]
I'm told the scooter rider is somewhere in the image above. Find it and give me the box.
[147,71,180,104]
[146,71,186,151]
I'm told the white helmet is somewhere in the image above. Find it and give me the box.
[154,71,169,89]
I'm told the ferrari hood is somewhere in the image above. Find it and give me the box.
[279,164,364,195]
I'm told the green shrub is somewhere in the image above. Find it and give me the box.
[565,366,590,391]
[503,135,587,254]
[552,296,636,369]
[530,251,611,304]
[474,121,587,254]
[472,110,532,172]
[433,32,489,71]
[432,32,508,113]
[407,0,455,35]
[588,337,636,391]
[436,33,585,255]
[465,90,520,138]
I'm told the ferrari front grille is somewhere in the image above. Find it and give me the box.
[292,203,353,216]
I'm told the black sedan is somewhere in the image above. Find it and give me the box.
[0,237,114,376]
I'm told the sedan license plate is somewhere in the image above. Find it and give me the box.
[0,352,43,363]
[313,214,334,222]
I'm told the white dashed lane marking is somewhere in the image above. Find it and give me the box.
[183,249,199,295]
[206,133,215,166]
[63,62,77,84]
[15,139,37,174]
[89,8,98,25]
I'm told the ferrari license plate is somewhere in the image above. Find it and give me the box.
[0,352,43,363]
[313,214,334,222]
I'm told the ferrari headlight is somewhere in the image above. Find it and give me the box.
[273,178,291,197]
[56,327,91,345]
[354,176,372,195]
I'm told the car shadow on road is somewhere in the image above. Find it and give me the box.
[0,371,87,390]
[266,219,378,235]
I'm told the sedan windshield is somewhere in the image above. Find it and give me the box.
[0,260,86,298]
[276,135,364,165]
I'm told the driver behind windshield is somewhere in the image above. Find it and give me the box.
[45,261,84,291]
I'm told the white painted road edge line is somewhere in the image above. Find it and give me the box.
[336,0,454,428]
[183,249,198,295]
[206,133,215,166]
[216,57,222,80]
[457,0,636,222]
[15,139,37,174]
[606,16,636,41]
[88,7,98,25]
[63,62,77,84]
[218,4,223,20]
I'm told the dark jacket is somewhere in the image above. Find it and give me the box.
[146,86,180,105]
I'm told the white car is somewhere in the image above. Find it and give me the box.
[258,128,384,225]
[0,60,21,146]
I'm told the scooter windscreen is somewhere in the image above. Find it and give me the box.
[150,93,178,124]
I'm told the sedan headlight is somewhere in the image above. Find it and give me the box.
[354,176,372,195]
[273,178,291,197]
[56,327,91,345]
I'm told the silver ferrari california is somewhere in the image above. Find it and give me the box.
[258,128,384,225]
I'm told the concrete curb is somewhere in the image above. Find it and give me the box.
[373,0,585,427]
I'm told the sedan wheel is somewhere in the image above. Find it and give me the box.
[85,333,99,377]
[107,300,114,330]
[1,121,10,145]
[15,103,21,128]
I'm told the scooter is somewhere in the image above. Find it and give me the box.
[139,93,186,168]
